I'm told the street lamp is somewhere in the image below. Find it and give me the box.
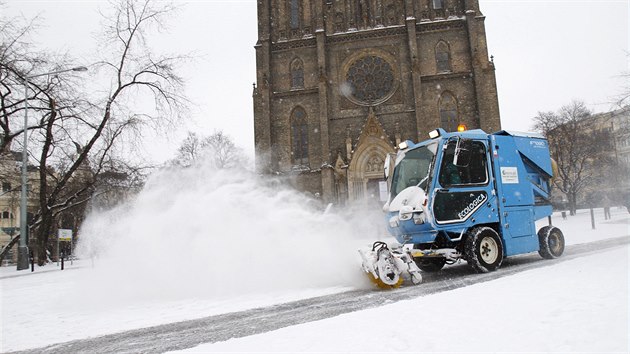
[17,66,88,271]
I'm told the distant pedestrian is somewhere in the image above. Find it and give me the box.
[602,195,611,220]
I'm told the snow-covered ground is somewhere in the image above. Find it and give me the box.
[175,247,629,354]
[173,208,630,353]
[1,207,628,352]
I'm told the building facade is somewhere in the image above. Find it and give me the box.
[0,147,95,265]
[586,106,630,202]
[0,151,39,264]
[253,0,501,204]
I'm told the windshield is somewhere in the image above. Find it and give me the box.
[390,145,436,199]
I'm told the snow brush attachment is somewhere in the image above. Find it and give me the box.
[359,241,423,289]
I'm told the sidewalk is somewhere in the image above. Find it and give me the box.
[0,258,84,279]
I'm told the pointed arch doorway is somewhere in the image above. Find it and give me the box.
[347,111,395,205]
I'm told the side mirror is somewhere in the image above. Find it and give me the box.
[453,138,472,167]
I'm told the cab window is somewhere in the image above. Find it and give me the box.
[438,140,488,187]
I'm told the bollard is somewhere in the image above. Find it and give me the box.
[590,208,595,229]
[61,253,64,270]
[29,251,34,272]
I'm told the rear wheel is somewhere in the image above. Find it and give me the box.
[464,226,504,273]
[538,226,565,259]
[414,257,447,272]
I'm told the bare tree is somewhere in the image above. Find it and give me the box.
[0,0,189,265]
[533,101,613,215]
[202,130,247,169]
[173,131,203,167]
[614,52,630,108]
[172,130,247,169]
[0,9,78,262]
[0,11,75,155]
[89,158,148,211]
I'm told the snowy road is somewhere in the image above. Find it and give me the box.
[10,235,628,354]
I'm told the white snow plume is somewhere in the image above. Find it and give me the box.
[75,160,381,304]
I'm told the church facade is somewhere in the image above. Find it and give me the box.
[253,0,501,205]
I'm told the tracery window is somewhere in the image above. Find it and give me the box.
[432,0,444,9]
[439,92,458,132]
[290,0,300,30]
[290,58,304,89]
[345,55,395,106]
[291,107,309,166]
[436,41,451,72]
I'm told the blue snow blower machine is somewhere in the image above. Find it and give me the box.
[359,128,565,288]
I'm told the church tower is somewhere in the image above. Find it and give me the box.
[253,0,501,204]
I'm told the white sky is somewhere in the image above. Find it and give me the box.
[4,0,629,163]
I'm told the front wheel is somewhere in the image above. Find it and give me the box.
[538,226,565,259]
[464,226,504,273]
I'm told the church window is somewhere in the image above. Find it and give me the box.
[432,0,444,9]
[290,58,304,88]
[291,107,309,166]
[439,92,458,132]
[345,55,395,106]
[2,182,10,192]
[290,0,300,29]
[436,41,451,72]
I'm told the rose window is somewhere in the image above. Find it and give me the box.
[345,55,395,105]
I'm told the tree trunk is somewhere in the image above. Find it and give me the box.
[36,211,54,266]
[0,235,20,263]
[568,193,577,216]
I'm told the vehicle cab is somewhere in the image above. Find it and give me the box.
[384,128,499,248]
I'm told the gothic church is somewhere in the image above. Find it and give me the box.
[253,0,501,204]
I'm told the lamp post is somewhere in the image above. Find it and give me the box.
[17,66,88,271]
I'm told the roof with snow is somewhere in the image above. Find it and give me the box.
[494,130,545,139]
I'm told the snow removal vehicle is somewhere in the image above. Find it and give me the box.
[359,128,565,288]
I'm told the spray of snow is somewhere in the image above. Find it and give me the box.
[74,160,383,306]
[339,81,353,98]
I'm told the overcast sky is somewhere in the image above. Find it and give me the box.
[4,0,629,163]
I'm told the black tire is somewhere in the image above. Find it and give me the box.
[538,226,565,259]
[464,226,504,273]
[414,257,447,272]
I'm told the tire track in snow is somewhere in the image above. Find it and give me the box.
[10,236,629,354]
